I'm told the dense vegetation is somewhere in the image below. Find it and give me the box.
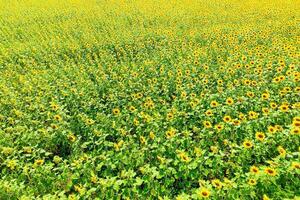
[0,0,299,199]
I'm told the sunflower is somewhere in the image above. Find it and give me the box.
[237,97,244,103]
[34,159,44,166]
[290,127,300,135]
[223,115,232,123]
[68,133,76,142]
[262,92,270,100]
[233,119,241,126]
[270,102,277,109]
[273,77,280,83]
[263,194,271,200]
[167,112,174,120]
[131,71,138,78]
[226,97,234,105]
[247,91,254,98]
[114,140,124,151]
[244,79,251,85]
[215,124,224,132]
[190,101,196,108]
[198,188,211,198]
[144,101,150,108]
[279,104,289,112]
[277,146,286,157]
[248,178,257,186]
[255,132,265,141]
[268,126,276,134]
[212,179,222,189]
[293,103,300,109]
[292,117,300,127]
[262,108,269,115]
[264,167,277,176]
[85,119,95,125]
[210,146,218,154]
[74,185,85,195]
[190,93,196,98]
[239,113,245,120]
[203,121,212,128]
[178,152,190,163]
[112,108,120,115]
[275,125,283,132]
[248,111,258,119]
[205,110,213,116]
[53,115,62,121]
[140,136,146,144]
[210,100,219,107]
[149,131,155,140]
[166,128,176,138]
[279,90,286,96]
[292,120,300,127]
[133,118,139,126]
[129,106,136,112]
[51,124,59,130]
[291,162,300,170]
[243,140,253,149]
[283,87,291,93]
[51,103,59,111]
[279,75,285,81]
[250,166,259,174]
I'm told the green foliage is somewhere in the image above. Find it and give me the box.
[0,0,299,199]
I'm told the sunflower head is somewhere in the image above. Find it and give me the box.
[255,132,265,141]
[250,166,259,174]
[210,100,219,107]
[264,167,277,176]
[223,115,232,123]
[198,188,211,198]
[248,178,257,186]
[112,108,120,115]
[291,162,300,170]
[243,140,253,149]
[226,97,234,105]
[212,179,223,189]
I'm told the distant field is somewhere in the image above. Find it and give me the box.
[0,0,299,199]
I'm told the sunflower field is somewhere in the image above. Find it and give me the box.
[0,0,299,199]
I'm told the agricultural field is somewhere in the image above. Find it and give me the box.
[0,0,299,199]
